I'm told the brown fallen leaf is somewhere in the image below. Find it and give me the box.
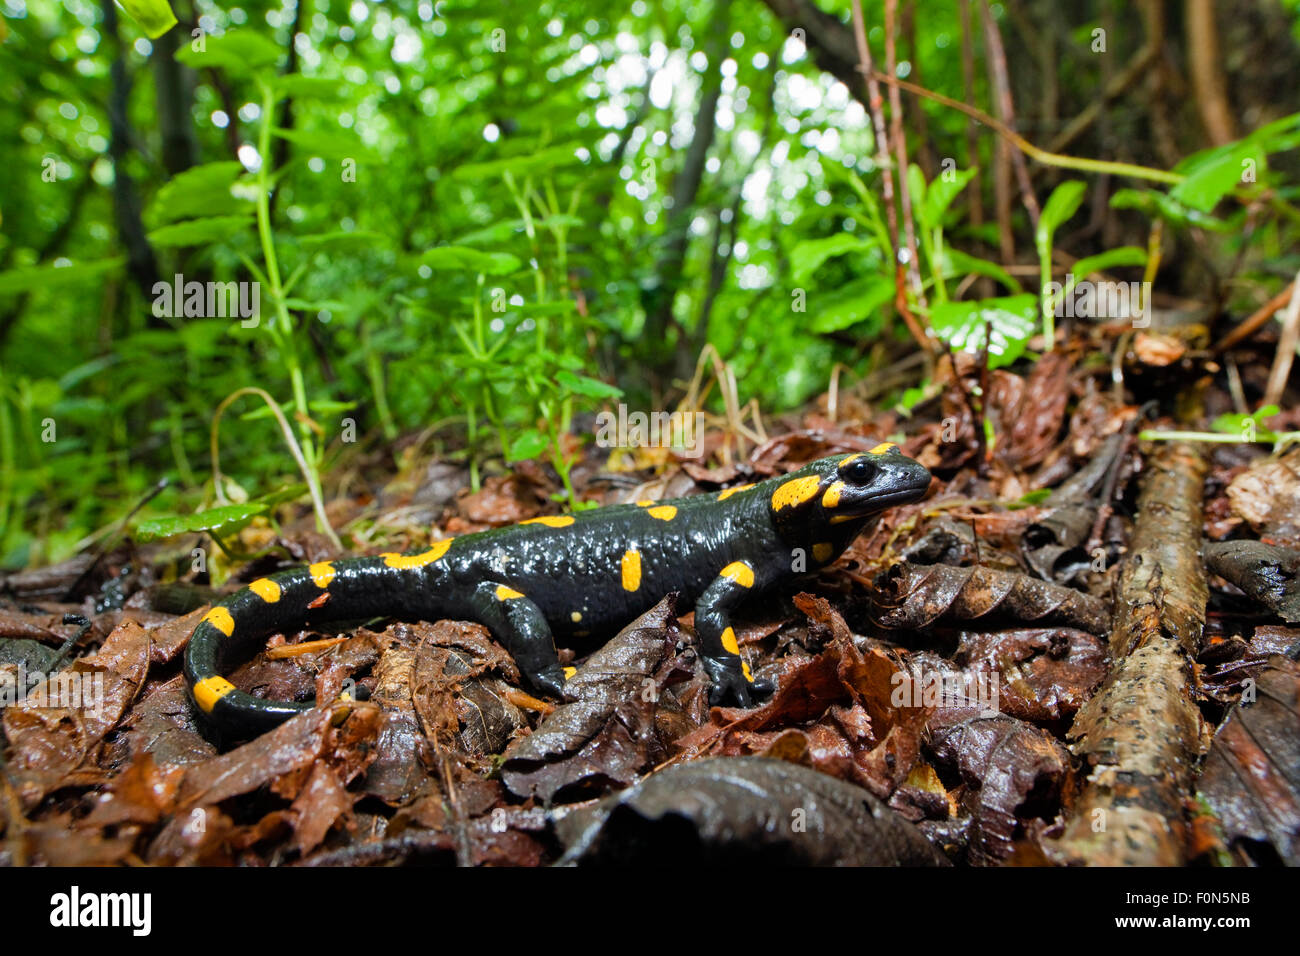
[1206,539,1300,623]
[555,757,950,866]
[1227,447,1300,548]
[929,715,1072,866]
[500,597,681,802]
[3,619,151,808]
[290,762,354,856]
[675,596,927,800]
[871,563,1109,634]
[1197,654,1300,865]
[956,627,1109,722]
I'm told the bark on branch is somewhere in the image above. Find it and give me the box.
[1049,442,1210,866]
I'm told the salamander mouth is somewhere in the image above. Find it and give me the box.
[844,481,931,515]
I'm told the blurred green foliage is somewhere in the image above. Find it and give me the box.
[1,0,1298,565]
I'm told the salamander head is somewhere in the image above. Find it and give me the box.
[766,444,932,529]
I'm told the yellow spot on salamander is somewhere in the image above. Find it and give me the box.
[203,606,235,637]
[822,480,846,509]
[771,475,822,511]
[563,666,577,679]
[813,542,833,563]
[635,500,655,507]
[840,453,866,468]
[495,585,524,601]
[521,515,575,528]
[309,562,336,589]
[720,626,740,655]
[742,660,753,682]
[571,611,583,623]
[647,505,677,521]
[830,513,858,524]
[249,578,281,603]
[717,484,755,501]
[194,676,236,713]
[621,549,642,592]
[383,538,455,569]
[868,442,897,455]
[720,561,755,588]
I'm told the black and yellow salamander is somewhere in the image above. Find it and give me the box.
[184,444,931,737]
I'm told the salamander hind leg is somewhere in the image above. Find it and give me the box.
[468,581,568,698]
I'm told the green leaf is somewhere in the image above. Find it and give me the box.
[789,234,875,282]
[1013,488,1053,507]
[420,246,522,275]
[298,230,386,250]
[1171,142,1257,213]
[147,215,253,248]
[507,429,550,462]
[0,258,124,296]
[941,248,1023,293]
[808,275,894,333]
[134,502,268,542]
[555,370,623,399]
[271,75,345,100]
[930,294,1038,369]
[149,161,248,225]
[1110,189,1232,232]
[1243,111,1300,155]
[175,30,282,78]
[1068,246,1148,279]
[920,167,977,230]
[1036,180,1086,256]
[117,0,177,38]
[271,126,372,160]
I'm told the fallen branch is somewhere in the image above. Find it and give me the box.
[1049,442,1210,865]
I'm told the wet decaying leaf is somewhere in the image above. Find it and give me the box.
[1226,446,1300,548]
[1197,654,1300,865]
[929,716,1071,866]
[990,351,1071,469]
[871,563,1109,635]
[3,619,151,808]
[1051,442,1209,866]
[0,552,99,600]
[676,595,928,801]
[361,646,426,805]
[554,756,950,865]
[500,596,682,802]
[1206,540,1300,623]
[409,618,526,765]
[955,628,1109,723]
[1018,431,1126,587]
[119,675,217,768]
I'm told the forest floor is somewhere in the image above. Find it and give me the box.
[1,321,1298,867]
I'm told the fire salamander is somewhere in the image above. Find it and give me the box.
[184,444,931,737]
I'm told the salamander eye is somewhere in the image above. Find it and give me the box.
[844,458,876,484]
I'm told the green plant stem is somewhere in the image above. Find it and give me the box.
[254,82,316,472]
[210,386,341,552]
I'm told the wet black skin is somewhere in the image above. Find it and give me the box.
[184,447,932,737]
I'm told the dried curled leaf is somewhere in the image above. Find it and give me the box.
[555,757,950,865]
[871,563,1109,634]
[500,597,680,802]
[1206,540,1300,623]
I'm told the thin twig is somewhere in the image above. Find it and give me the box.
[1212,280,1297,354]
[1262,269,1300,408]
[849,0,931,354]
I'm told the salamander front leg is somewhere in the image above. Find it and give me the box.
[469,581,568,698]
[694,560,775,707]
